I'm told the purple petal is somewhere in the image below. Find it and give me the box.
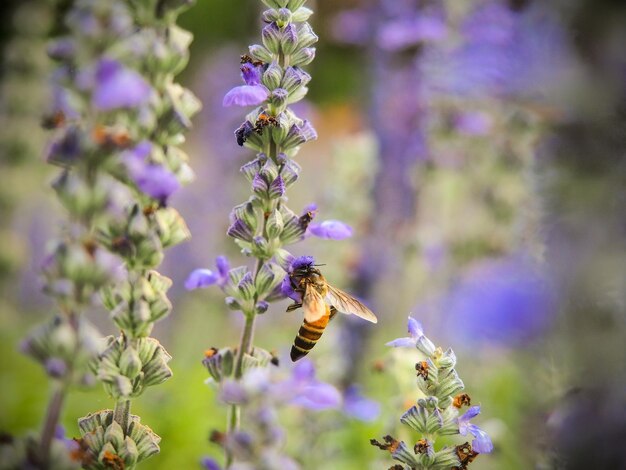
[241,63,261,86]
[291,382,342,410]
[185,269,219,290]
[132,165,180,201]
[385,337,417,348]
[216,256,230,279]
[280,276,301,302]
[308,220,353,240]
[292,358,316,381]
[290,256,315,272]
[458,405,482,435]
[343,386,381,422]
[407,317,424,339]
[469,425,494,454]
[93,58,151,111]
[223,85,269,107]
[220,380,249,404]
[200,457,222,470]
[453,111,493,136]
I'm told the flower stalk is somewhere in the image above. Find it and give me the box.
[187,0,357,467]
[12,0,199,468]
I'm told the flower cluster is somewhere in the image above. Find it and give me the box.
[14,0,199,467]
[372,317,493,469]
[185,0,358,466]
[202,360,342,470]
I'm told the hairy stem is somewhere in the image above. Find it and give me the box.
[113,399,131,434]
[39,383,66,468]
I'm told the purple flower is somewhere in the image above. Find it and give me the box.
[240,63,261,86]
[377,13,447,51]
[343,385,381,422]
[307,220,353,240]
[223,85,269,107]
[45,358,67,378]
[386,316,424,348]
[200,457,222,470]
[92,58,152,111]
[458,406,494,454]
[331,9,369,45]
[277,360,342,410]
[444,256,554,346]
[124,142,180,202]
[280,275,300,302]
[453,111,493,136]
[185,256,230,290]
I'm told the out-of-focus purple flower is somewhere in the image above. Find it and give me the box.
[444,256,554,346]
[46,126,82,165]
[421,3,574,102]
[307,220,353,240]
[377,13,447,51]
[458,406,494,454]
[45,358,67,378]
[185,256,230,290]
[386,316,424,348]
[223,85,269,107]
[92,58,152,111]
[54,425,80,454]
[331,9,370,45]
[278,359,342,410]
[124,141,180,202]
[452,111,493,136]
[200,457,222,470]
[343,385,380,422]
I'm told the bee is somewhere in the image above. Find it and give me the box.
[286,258,377,361]
[240,54,264,67]
[92,125,132,149]
[253,112,278,135]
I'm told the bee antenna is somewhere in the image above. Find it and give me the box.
[313,263,326,267]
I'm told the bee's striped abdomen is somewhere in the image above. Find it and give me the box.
[290,306,337,362]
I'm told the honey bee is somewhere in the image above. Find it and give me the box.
[92,125,132,149]
[253,112,278,135]
[286,259,377,361]
[240,54,264,67]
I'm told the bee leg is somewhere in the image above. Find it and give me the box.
[286,302,302,312]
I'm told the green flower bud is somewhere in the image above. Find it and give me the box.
[203,347,234,382]
[266,209,284,239]
[274,248,294,271]
[297,23,318,49]
[225,296,242,311]
[262,61,283,89]
[291,7,313,23]
[262,22,282,54]
[290,47,315,67]
[119,436,139,467]
[288,0,306,10]
[223,266,248,298]
[103,420,125,450]
[241,347,273,373]
[432,447,462,470]
[154,207,191,248]
[279,206,305,244]
[276,8,292,28]
[249,44,273,63]
[119,346,142,379]
[237,272,256,301]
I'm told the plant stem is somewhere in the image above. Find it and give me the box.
[113,399,131,434]
[39,382,66,468]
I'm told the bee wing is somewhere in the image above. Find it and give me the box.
[326,285,378,324]
[303,285,327,323]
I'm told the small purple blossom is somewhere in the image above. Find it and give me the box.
[386,316,424,348]
[240,63,261,86]
[458,406,494,454]
[92,58,152,111]
[185,256,230,290]
[280,275,300,302]
[453,111,493,136]
[277,360,342,410]
[124,142,180,202]
[307,220,353,240]
[200,457,221,470]
[343,385,381,422]
[223,85,269,107]
[45,358,67,378]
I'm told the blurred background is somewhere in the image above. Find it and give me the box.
[0,0,625,469]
